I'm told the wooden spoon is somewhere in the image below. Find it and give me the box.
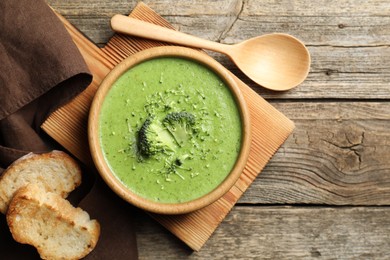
[111,14,310,91]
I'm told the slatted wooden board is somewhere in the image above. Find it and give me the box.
[42,2,294,251]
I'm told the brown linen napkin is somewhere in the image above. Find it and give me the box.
[0,0,138,259]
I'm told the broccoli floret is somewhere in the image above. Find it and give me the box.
[137,117,176,157]
[163,112,196,147]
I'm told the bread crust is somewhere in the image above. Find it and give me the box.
[0,151,82,214]
[7,184,100,260]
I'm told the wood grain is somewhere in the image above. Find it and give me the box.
[241,102,390,205]
[42,2,294,251]
[47,0,390,99]
[43,0,390,258]
[135,206,390,259]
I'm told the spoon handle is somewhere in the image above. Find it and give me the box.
[111,14,229,54]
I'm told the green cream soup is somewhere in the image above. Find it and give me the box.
[99,57,242,203]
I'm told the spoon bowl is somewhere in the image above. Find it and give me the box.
[229,34,311,91]
[111,14,310,91]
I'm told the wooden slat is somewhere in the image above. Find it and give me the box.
[47,0,390,99]
[42,2,294,251]
[240,102,390,205]
[136,206,390,259]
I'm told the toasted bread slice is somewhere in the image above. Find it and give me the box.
[7,184,100,260]
[0,151,82,214]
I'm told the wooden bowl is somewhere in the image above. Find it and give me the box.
[88,46,251,214]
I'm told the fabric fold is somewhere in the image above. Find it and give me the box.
[0,0,91,122]
[0,0,92,170]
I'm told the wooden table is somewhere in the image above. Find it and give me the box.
[48,0,390,258]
